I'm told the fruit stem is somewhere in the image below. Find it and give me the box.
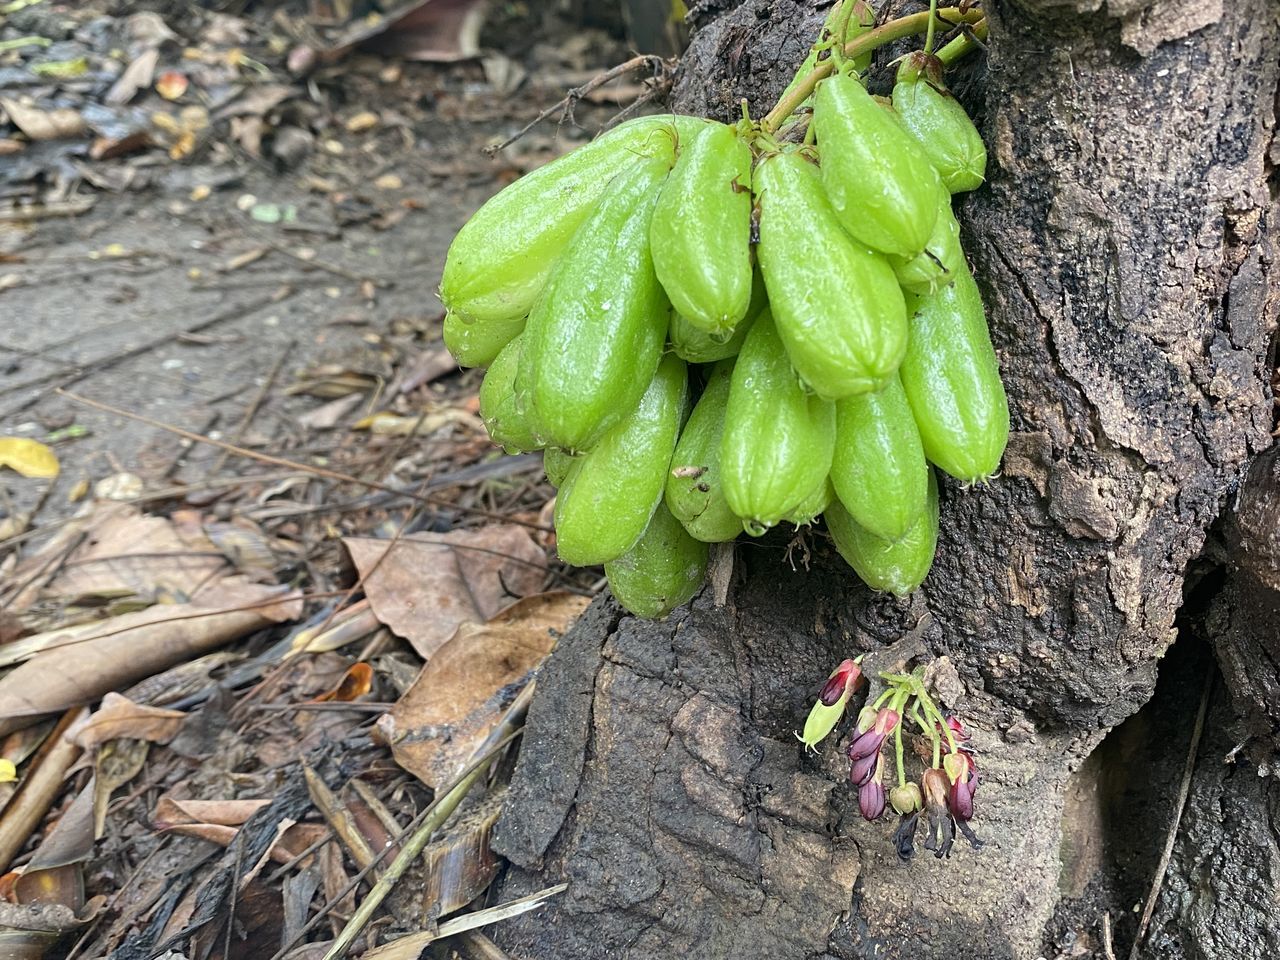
[935,18,989,67]
[924,0,939,54]
[761,6,986,132]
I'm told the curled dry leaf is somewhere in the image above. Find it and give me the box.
[379,591,588,787]
[151,795,326,864]
[65,693,186,750]
[309,662,373,703]
[344,525,547,658]
[153,796,271,828]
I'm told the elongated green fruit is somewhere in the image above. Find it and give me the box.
[721,309,836,534]
[554,355,688,565]
[669,270,764,364]
[890,195,964,295]
[604,503,709,618]
[893,54,987,194]
[827,470,939,596]
[665,359,741,543]
[901,266,1009,482]
[755,151,907,398]
[830,373,928,543]
[813,73,945,257]
[651,122,753,333]
[522,148,675,452]
[440,114,706,324]
[443,310,525,369]
[786,477,833,527]
[479,334,540,453]
[543,447,576,488]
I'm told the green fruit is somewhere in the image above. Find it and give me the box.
[440,114,705,324]
[826,469,939,596]
[478,335,541,453]
[813,72,946,257]
[665,359,742,543]
[554,355,688,565]
[830,373,928,543]
[786,477,833,527]
[651,122,754,333]
[892,55,987,194]
[890,195,964,295]
[604,503,709,618]
[543,447,576,488]
[669,270,764,364]
[901,266,1009,483]
[721,309,836,534]
[522,148,675,452]
[443,310,525,369]
[755,151,907,399]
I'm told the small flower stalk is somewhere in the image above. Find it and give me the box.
[842,664,984,861]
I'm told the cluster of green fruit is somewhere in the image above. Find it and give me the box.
[439,45,1008,619]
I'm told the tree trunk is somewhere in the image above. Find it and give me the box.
[490,2,1280,957]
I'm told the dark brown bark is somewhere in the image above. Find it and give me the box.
[492,2,1280,957]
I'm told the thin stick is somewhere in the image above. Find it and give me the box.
[319,751,499,959]
[1126,675,1212,960]
[484,55,667,156]
[1102,911,1117,960]
[268,728,523,960]
[211,342,292,474]
[55,389,551,531]
[0,708,86,871]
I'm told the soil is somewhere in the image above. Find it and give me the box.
[0,8,641,531]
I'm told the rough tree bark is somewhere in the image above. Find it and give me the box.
[490,2,1279,958]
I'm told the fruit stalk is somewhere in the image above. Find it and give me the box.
[760,7,986,132]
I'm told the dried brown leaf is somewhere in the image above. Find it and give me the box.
[41,502,226,604]
[379,592,586,786]
[66,693,185,749]
[0,579,302,732]
[345,526,547,659]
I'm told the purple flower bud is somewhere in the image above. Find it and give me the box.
[818,658,863,707]
[845,729,885,761]
[849,749,879,786]
[948,768,980,822]
[859,780,886,821]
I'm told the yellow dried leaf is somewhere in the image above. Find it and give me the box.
[0,437,59,478]
[0,759,15,783]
